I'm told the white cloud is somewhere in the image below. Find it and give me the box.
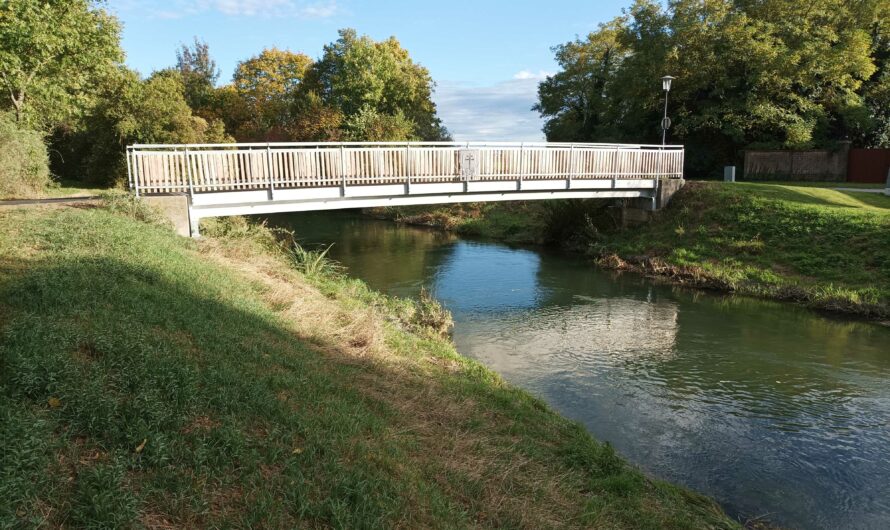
[118,0,341,19]
[512,69,554,81]
[298,0,339,18]
[433,75,548,142]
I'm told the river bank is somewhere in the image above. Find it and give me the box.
[369,181,890,320]
[0,197,740,528]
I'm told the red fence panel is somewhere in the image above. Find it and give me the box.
[848,148,890,183]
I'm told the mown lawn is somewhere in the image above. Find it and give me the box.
[598,182,890,316]
[0,202,738,528]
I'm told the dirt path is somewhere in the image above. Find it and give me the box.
[0,196,102,207]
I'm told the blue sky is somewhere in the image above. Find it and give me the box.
[110,0,630,140]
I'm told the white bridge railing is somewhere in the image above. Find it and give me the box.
[127,141,684,197]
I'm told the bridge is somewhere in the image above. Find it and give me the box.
[127,142,685,237]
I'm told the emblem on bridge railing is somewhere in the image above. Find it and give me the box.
[459,149,479,181]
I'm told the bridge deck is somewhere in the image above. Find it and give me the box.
[127,142,684,236]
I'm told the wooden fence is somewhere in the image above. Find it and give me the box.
[848,148,890,184]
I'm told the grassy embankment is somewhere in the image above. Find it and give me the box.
[0,197,739,528]
[373,182,890,319]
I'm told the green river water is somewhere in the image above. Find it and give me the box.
[267,210,890,530]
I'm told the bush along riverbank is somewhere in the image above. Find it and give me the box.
[0,196,740,528]
[371,181,890,320]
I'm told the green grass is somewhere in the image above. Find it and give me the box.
[752,180,885,189]
[0,204,738,528]
[373,182,890,318]
[43,179,108,198]
[597,182,890,317]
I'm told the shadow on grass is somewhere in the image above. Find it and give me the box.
[0,251,720,529]
[0,254,432,528]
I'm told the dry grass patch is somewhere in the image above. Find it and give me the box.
[198,236,385,359]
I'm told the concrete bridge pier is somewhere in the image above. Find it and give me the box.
[143,195,194,237]
[622,177,685,226]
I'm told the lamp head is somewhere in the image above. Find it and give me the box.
[661,75,675,92]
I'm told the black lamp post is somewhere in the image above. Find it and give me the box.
[661,75,675,145]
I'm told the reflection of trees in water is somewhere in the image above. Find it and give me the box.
[268,211,457,296]
[650,291,890,422]
[532,248,658,308]
[509,246,890,426]
[458,297,680,379]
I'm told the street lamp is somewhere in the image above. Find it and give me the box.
[661,75,675,145]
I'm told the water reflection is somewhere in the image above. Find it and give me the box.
[267,211,890,530]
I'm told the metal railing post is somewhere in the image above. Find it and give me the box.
[518,142,524,190]
[405,142,411,195]
[126,146,137,197]
[133,147,142,197]
[265,143,274,199]
[569,144,576,189]
[340,145,347,196]
[184,147,194,198]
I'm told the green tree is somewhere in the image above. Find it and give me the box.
[537,0,887,176]
[305,29,449,141]
[176,37,220,114]
[231,48,313,140]
[79,68,231,185]
[343,106,415,141]
[534,21,628,142]
[858,8,890,147]
[0,0,122,128]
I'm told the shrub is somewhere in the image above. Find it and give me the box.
[289,242,345,279]
[0,112,51,199]
[414,287,453,338]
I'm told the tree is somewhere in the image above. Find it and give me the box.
[858,8,890,147]
[535,21,628,142]
[343,106,415,141]
[289,90,344,141]
[536,0,888,176]
[231,48,313,140]
[77,68,231,185]
[304,29,450,141]
[0,0,122,128]
[176,37,220,113]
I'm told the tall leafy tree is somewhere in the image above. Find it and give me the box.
[858,6,890,147]
[537,0,887,176]
[535,21,628,142]
[176,37,220,114]
[231,48,313,140]
[0,0,122,128]
[289,90,344,141]
[77,68,231,185]
[304,29,450,141]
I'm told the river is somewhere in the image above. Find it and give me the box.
[266,210,890,530]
